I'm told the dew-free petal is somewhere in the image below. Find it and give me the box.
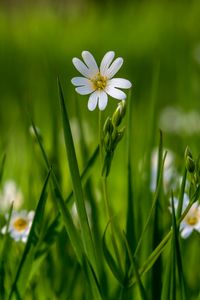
[88,91,99,111]
[98,91,108,111]
[106,57,123,78]
[100,51,115,77]
[105,86,127,100]
[75,85,94,95]
[72,58,91,78]
[82,51,99,76]
[108,78,132,89]
[71,77,92,87]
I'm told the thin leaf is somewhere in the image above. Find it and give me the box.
[177,167,187,221]
[171,193,187,300]
[152,130,163,300]
[9,169,51,299]
[58,78,98,275]
[123,232,148,300]
[0,202,14,299]
[170,194,178,300]
[134,149,167,256]
[0,153,6,184]
[125,90,136,253]
[102,223,124,285]
[30,119,84,263]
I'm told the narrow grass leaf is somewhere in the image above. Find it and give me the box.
[0,153,6,184]
[125,91,136,253]
[82,256,104,300]
[170,194,178,300]
[152,130,163,300]
[9,169,51,299]
[160,244,172,300]
[177,167,187,221]
[102,223,124,285]
[30,119,84,263]
[171,194,187,300]
[134,149,167,256]
[57,78,97,275]
[123,232,148,300]
[0,202,14,299]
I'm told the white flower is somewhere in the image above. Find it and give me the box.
[71,51,132,111]
[169,194,200,239]
[0,180,23,212]
[150,148,178,193]
[1,210,35,242]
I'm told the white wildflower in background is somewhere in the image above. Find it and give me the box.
[71,201,92,228]
[70,118,93,145]
[1,210,35,242]
[159,106,200,135]
[71,51,132,111]
[151,148,178,193]
[169,194,200,239]
[0,180,23,212]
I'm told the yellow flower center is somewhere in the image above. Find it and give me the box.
[185,208,200,226]
[13,218,28,232]
[186,215,198,226]
[92,73,107,90]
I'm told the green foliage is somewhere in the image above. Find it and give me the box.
[1,1,200,299]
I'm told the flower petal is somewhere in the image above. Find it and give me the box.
[98,91,108,111]
[75,85,94,95]
[88,91,99,111]
[108,78,132,89]
[181,226,193,238]
[105,86,127,100]
[82,51,99,76]
[100,51,115,76]
[106,57,123,78]
[71,77,92,87]
[72,57,91,78]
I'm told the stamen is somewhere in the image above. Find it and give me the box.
[13,218,28,232]
[92,73,107,90]
[186,216,198,226]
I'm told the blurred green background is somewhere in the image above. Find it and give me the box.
[1,0,200,225]
[1,1,200,299]
[1,1,200,148]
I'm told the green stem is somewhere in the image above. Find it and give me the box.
[102,177,123,271]
[98,111,123,273]
[99,110,103,171]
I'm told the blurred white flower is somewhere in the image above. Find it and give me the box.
[70,118,93,145]
[169,194,200,239]
[1,210,34,242]
[151,148,178,193]
[0,180,23,212]
[71,201,92,228]
[159,106,200,135]
[71,51,132,111]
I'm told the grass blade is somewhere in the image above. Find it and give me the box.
[9,169,51,299]
[123,232,148,300]
[0,153,6,184]
[57,78,98,275]
[30,119,84,263]
[125,91,136,253]
[171,193,187,300]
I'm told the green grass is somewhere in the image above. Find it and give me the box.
[1,1,200,299]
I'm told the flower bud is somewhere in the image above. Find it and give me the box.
[185,146,195,173]
[186,156,195,173]
[112,101,126,127]
[112,127,126,149]
[185,146,193,160]
[103,117,113,135]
